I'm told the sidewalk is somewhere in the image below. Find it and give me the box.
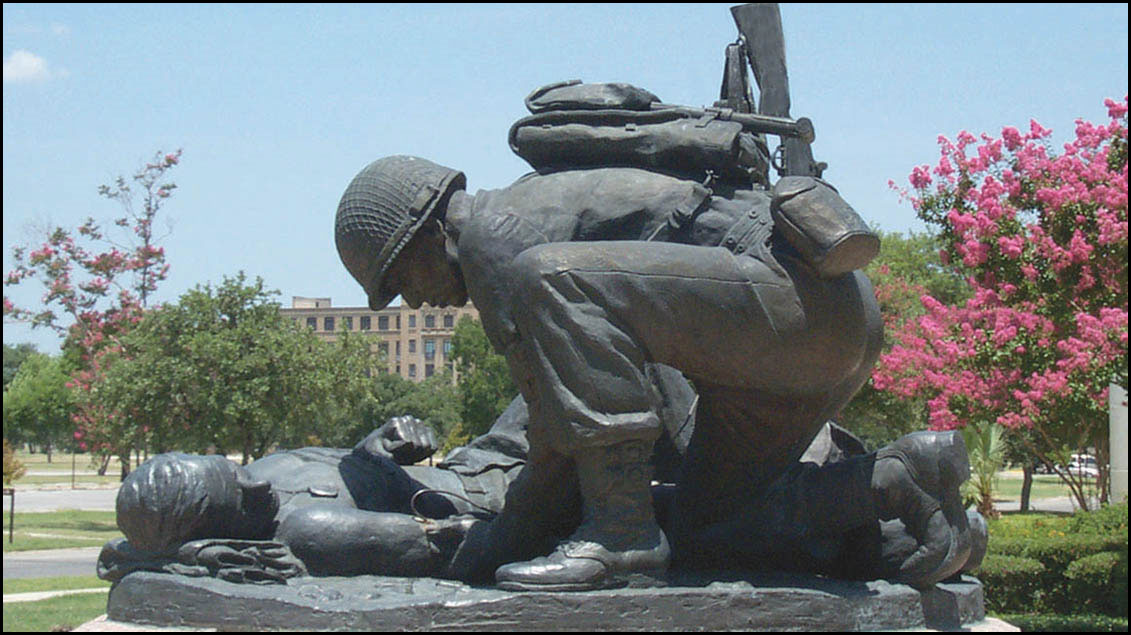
[3,587,107,604]
[3,546,104,580]
[995,496,1078,514]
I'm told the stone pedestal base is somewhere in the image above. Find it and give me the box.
[105,570,988,631]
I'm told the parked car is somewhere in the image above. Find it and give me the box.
[1065,454,1100,479]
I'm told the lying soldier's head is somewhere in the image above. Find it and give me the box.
[116,453,279,554]
[335,155,469,311]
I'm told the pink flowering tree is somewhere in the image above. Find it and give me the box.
[3,150,182,478]
[875,99,1128,511]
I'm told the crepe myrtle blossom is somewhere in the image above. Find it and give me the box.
[875,99,1127,510]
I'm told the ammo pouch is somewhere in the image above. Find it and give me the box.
[771,176,879,278]
[510,80,763,184]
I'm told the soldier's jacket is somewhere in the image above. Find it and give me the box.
[454,167,776,352]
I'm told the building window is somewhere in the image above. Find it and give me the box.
[409,314,416,329]
[408,364,417,378]
[395,365,401,375]
[360,316,371,331]
[408,339,416,354]
[396,315,401,330]
[395,341,401,358]
[378,342,389,357]
[424,339,435,360]
[324,316,335,332]
[443,314,454,328]
[443,339,453,356]
[425,314,436,329]
[344,316,353,331]
[425,364,435,378]
[306,317,317,330]
[378,315,388,330]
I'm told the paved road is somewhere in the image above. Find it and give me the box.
[2,487,118,579]
[2,486,119,512]
[995,496,1077,514]
[3,546,103,579]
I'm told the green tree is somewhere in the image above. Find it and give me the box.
[2,352,76,462]
[3,343,39,389]
[450,316,517,447]
[93,272,378,463]
[3,439,27,486]
[960,421,1006,518]
[839,230,969,449]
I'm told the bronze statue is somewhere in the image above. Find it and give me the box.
[328,5,983,594]
[330,5,991,589]
[104,3,986,604]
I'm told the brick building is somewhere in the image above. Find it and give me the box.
[281,297,480,382]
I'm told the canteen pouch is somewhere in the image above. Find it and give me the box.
[770,176,879,278]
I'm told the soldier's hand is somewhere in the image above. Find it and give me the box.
[364,415,438,465]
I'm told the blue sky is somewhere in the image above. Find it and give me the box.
[4,3,1128,354]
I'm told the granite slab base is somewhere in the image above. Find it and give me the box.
[107,570,986,632]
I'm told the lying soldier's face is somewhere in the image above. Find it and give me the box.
[382,219,468,309]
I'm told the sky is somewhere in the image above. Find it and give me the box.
[4,3,1128,354]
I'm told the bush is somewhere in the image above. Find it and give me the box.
[995,613,1129,632]
[977,554,1046,614]
[1070,502,1130,536]
[1065,551,1129,617]
[983,506,1130,617]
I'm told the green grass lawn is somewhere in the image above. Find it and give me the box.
[992,474,1079,502]
[1,510,121,552]
[2,591,108,632]
[3,575,110,595]
[12,450,103,471]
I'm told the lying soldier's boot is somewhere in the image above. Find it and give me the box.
[879,508,988,584]
[873,430,972,588]
[495,440,670,591]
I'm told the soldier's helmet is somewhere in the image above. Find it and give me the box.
[335,156,466,311]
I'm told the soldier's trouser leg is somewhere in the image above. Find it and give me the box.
[490,241,880,589]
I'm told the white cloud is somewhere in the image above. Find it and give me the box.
[3,50,60,83]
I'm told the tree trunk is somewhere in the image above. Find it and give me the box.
[119,453,131,482]
[1020,462,1033,512]
[45,442,52,464]
[97,454,111,476]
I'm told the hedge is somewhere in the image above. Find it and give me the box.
[977,554,1046,614]
[977,503,1129,618]
[1065,551,1130,617]
[995,613,1129,632]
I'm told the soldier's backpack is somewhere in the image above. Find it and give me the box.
[509,80,878,278]
[508,80,770,186]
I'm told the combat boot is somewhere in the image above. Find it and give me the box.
[495,440,670,591]
[873,430,973,588]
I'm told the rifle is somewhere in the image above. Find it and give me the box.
[648,103,814,144]
[730,3,826,178]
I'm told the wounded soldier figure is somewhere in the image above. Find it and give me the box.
[98,413,525,583]
[98,366,694,583]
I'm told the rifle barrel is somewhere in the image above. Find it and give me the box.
[650,103,814,143]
